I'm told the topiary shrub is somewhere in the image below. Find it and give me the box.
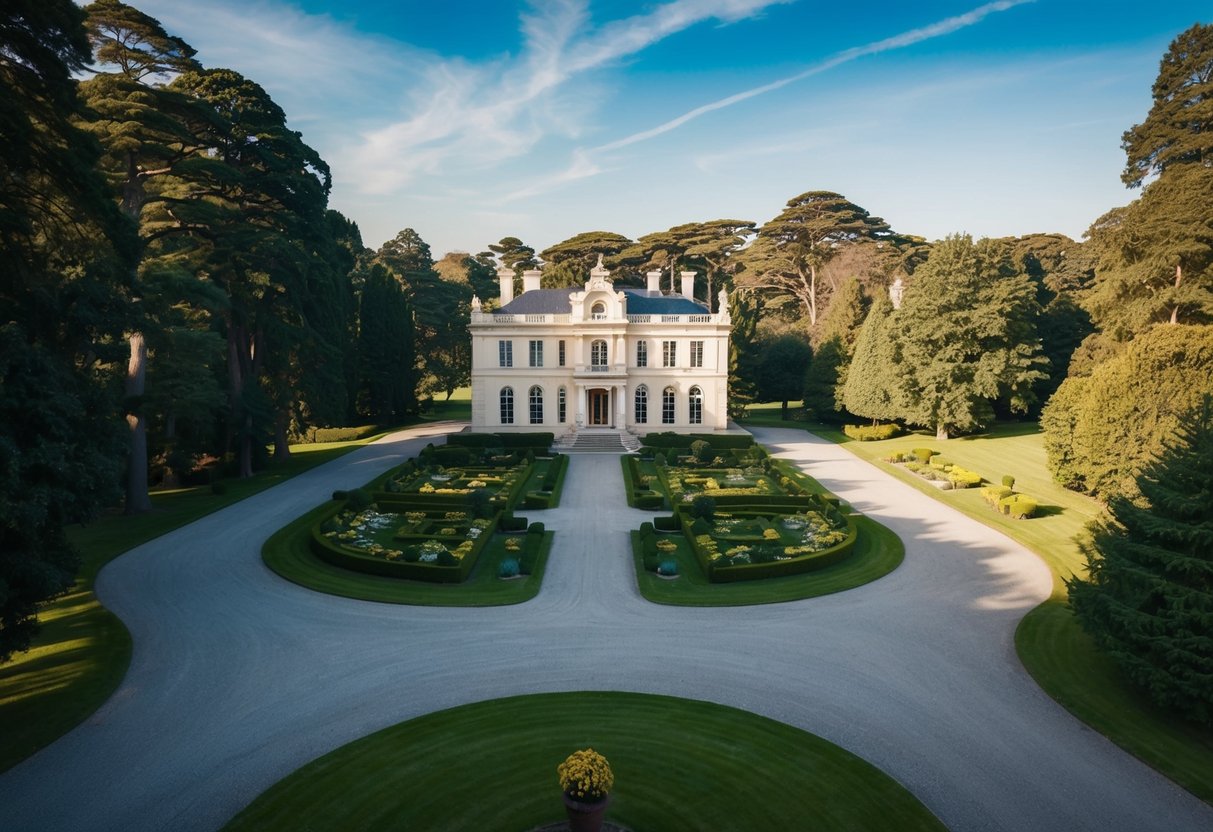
[980,485,1013,506]
[347,488,373,510]
[689,494,716,520]
[654,515,680,532]
[999,494,1038,519]
[691,439,713,463]
[331,489,348,501]
[468,489,493,519]
[657,559,679,577]
[913,448,936,463]
[843,423,902,441]
[1002,475,1016,489]
[654,451,667,467]
[498,558,521,578]
[690,516,713,536]
[527,521,545,535]
[639,522,655,538]
[947,467,982,488]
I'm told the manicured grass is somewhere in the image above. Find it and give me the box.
[224,692,945,832]
[814,422,1213,805]
[263,503,553,606]
[632,516,902,606]
[0,431,418,773]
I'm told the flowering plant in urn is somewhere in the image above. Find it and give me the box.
[557,748,614,802]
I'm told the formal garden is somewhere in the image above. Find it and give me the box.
[621,433,902,604]
[265,432,566,604]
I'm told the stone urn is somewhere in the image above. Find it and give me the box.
[562,792,611,832]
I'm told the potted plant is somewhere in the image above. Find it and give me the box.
[557,748,614,832]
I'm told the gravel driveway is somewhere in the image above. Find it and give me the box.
[0,423,1209,832]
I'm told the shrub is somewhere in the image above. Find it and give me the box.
[947,467,982,488]
[527,521,545,535]
[657,559,679,576]
[311,424,379,443]
[639,522,654,538]
[654,451,667,467]
[1002,475,1016,489]
[634,493,664,510]
[498,558,521,578]
[689,516,713,536]
[654,515,680,531]
[691,439,713,463]
[689,494,716,520]
[347,488,373,510]
[468,489,493,519]
[980,485,1013,506]
[912,447,936,462]
[843,423,902,441]
[432,445,472,466]
[331,489,348,501]
[999,494,1038,519]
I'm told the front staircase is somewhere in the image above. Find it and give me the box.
[551,429,641,454]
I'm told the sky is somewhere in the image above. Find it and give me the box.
[124,0,1209,257]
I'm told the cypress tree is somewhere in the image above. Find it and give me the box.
[1067,397,1213,726]
[841,296,905,425]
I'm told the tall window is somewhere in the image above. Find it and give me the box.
[689,386,703,424]
[591,339,608,368]
[636,340,647,367]
[634,385,648,424]
[558,387,567,423]
[498,340,513,368]
[558,340,566,367]
[662,340,676,367]
[690,340,704,368]
[500,387,514,424]
[529,386,544,424]
[662,387,676,424]
[529,339,543,367]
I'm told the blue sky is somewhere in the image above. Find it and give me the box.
[128,1,1208,257]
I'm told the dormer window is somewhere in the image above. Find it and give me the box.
[590,301,607,320]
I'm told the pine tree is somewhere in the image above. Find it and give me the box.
[841,296,905,425]
[804,277,867,420]
[1067,397,1213,726]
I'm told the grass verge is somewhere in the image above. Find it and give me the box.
[805,422,1213,805]
[632,516,902,606]
[223,691,945,832]
[263,503,553,606]
[0,426,440,773]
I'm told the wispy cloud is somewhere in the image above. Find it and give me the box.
[596,0,1035,153]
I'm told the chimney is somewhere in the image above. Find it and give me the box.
[680,271,696,299]
[497,266,514,306]
[522,269,542,294]
[646,270,662,293]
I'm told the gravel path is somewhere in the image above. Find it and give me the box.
[1,424,1210,832]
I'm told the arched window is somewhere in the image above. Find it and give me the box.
[590,301,607,320]
[634,385,648,424]
[500,387,514,424]
[689,385,703,425]
[558,387,567,423]
[529,386,544,424]
[662,387,676,424]
[591,339,608,369]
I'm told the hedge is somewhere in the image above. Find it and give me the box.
[640,432,755,450]
[523,454,570,509]
[842,424,901,441]
[305,424,380,443]
[998,494,1038,519]
[680,510,859,582]
[445,432,554,450]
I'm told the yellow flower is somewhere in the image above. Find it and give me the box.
[557,749,613,800]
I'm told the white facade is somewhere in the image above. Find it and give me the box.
[468,259,731,434]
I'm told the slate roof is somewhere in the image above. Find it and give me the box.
[495,287,709,316]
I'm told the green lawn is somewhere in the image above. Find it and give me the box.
[224,692,945,832]
[0,427,438,774]
[632,516,902,606]
[263,502,553,606]
[801,421,1213,805]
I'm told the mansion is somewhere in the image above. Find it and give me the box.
[468,257,731,435]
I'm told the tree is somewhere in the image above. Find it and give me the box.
[487,236,537,295]
[540,231,632,287]
[894,235,1048,440]
[803,277,867,420]
[752,333,812,420]
[727,291,761,417]
[841,296,906,425]
[1121,23,1213,188]
[357,264,413,419]
[1041,324,1213,499]
[678,220,756,310]
[1,0,138,659]
[1067,397,1213,726]
[738,191,893,326]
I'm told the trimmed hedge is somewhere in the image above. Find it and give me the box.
[912,448,936,463]
[445,432,554,450]
[305,424,380,443]
[641,432,755,449]
[680,509,859,582]
[523,454,570,509]
[999,494,1038,519]
[843,424,902,441]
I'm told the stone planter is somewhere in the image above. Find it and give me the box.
[563,793,611,832]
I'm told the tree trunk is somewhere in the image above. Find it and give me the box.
[124,332,153,514]
[273,410,291,462]
[781,399,789,420]
[936,423,950,441]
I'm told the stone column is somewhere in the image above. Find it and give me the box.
[616,384,627,428]
[577,384,587,428]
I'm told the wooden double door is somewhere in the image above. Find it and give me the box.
[588,389,610,426]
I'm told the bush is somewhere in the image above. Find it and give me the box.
[654,452,667,467]
[527,521,545,535]
[1002,475,1016,489]
[468,489,493,519]
[499,513,527,532]
[843,423,902,441]
[635,493,664,510]
[657,559,679,577]
[689,517,713,536]
[347,488,373,510]
[912,448,936,463]
[639,522,654,538]
[689,494,716,520]
[980,485,1013,506]
[999,494,1038,519]
[432,445,472,466]
[311,424,379,443]
[691,439,713,463]
[947,467,982,488]
[498,558,521,578]
[654,515,680,531]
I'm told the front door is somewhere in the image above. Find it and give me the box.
[589,389,610,426]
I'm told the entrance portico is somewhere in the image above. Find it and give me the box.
[575,383,627,428]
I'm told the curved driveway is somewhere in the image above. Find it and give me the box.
[1,424,1211,831]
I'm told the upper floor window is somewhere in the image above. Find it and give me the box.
[591,339,608,368]
[529,339,543,367]
[690,340,704,368]
[590,301,607,320]
[498,340,513,368]
[636,340,648,367]
[558,340,566,367]
[662,340,676,367]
